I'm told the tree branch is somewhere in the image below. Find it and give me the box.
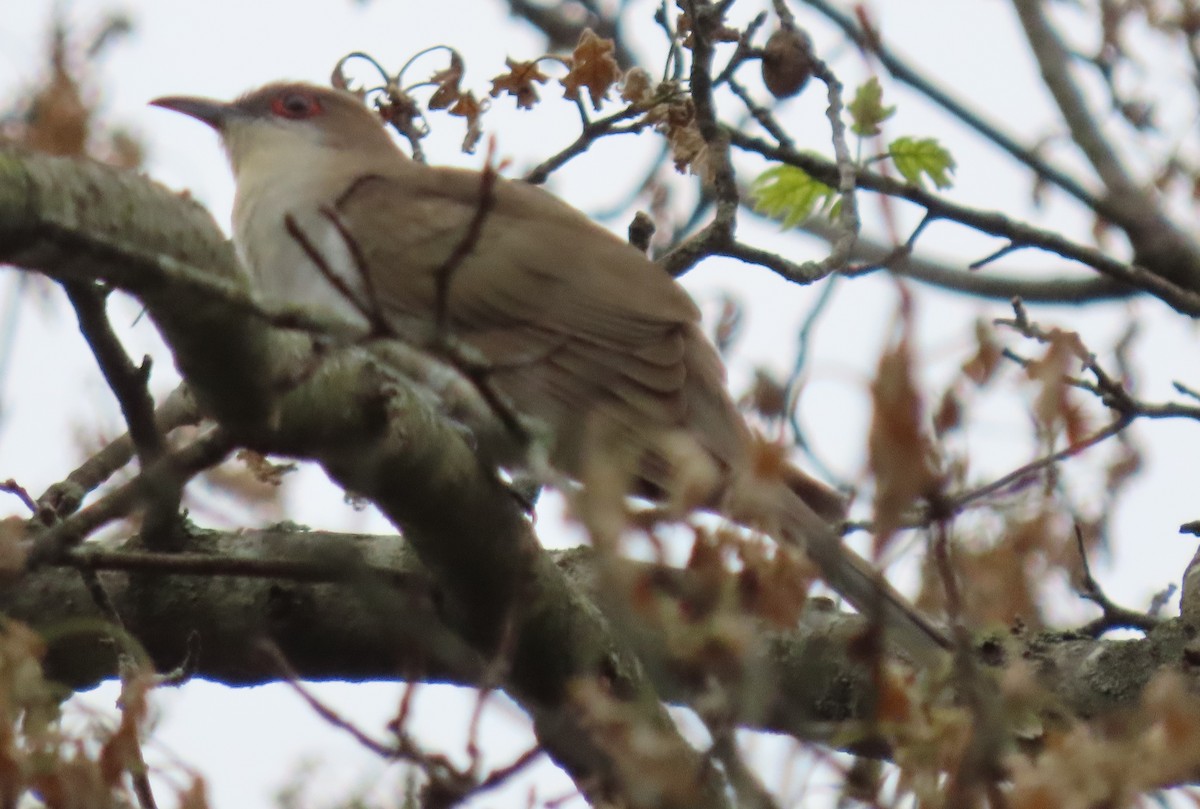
[0,144,732,809]
[729,130,1200,313]
[4,528,1196,765]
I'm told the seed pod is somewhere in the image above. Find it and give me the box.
[761,26,815,99]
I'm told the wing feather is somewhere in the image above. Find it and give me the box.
[334,166,744,476]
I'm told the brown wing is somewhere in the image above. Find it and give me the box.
[333,165,745,476]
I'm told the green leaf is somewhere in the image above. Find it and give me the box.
[887,136,956,189]
[750,164,838,227]
[849,78,895,137]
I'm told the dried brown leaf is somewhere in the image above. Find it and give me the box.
[177,778,210,809]
[99,669,152,787]
[24,31,90,157]
[741,368,788,422]
[961,319,1002,386]
[32,751,110,809]
[711,294,743,355]
[737,547,814,627]
[1024,329,1087,446]
[235,450,296,487]
[932,388,962,437]
[489,57,550,110]
[560,29,622,110]
[868,331,938,540]
[448,91,484,154]
[620,67,653,105]
[428,51,466,110]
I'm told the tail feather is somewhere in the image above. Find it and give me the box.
[773,483,950,666]
[782,463,849,523]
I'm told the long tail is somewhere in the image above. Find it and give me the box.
[772,482,950,667]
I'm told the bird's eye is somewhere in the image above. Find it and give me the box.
[271,92,321,119]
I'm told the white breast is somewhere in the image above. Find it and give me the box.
[229,128,372,334]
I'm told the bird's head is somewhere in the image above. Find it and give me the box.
[151,82,399,178]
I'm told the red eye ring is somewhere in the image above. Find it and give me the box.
[271,92,321,119]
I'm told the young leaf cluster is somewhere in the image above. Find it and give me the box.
[752,78,956,226]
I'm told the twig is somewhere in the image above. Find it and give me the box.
[282,213,376,328]
[263,640,536,804]
[1,478,38,515]
[433,142,500,339]
[729,130,1200,314]
[262,640,407,758]
[996,300,1200,422]
[320,206,390,331]
[284,191,532,452]
[784,276,845,486]
[726,76,794,146]
[524,106,649,185]
[811,58,861,276]
[63,545,409,585]
[706,728,781,809]
[26,428,233,566]
[795,209,1136,303]
[1011,0,1139,200]
[474,746,544,794]
[1074,523,1161,636]
[942,417,1131,515]
[62,281,164,466]
[63,280,187,551]
[1175,381,1200,403]
[654,0,745,278]
[36,384,199,521]
[801,0,1107,215]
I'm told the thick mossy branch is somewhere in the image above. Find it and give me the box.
[3,530,1195,758]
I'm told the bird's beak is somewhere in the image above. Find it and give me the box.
[149,95,235,130]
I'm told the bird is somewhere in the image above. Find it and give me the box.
[151,82,949,664]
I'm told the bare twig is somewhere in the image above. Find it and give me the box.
[62,281,164,466]
[320,206,390,331]
[1073,523,1161,636]
[1,478,38,515]
[36,384,199,521]
[63,545,405,585]
[797,216,1135,304]
[997,300,1200,422]
[264,639,540,805]
[506,0,637,68]
[434,142,500,339]
[706,727,781,809]
[282,213,376,328]
[801,0,1106,214]
[525,106,650,185]
[263,640,409,758]
[1011,0,1140,201]
[26,428,234,566]
[62,280,186,551]
[944,417,1131,516]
